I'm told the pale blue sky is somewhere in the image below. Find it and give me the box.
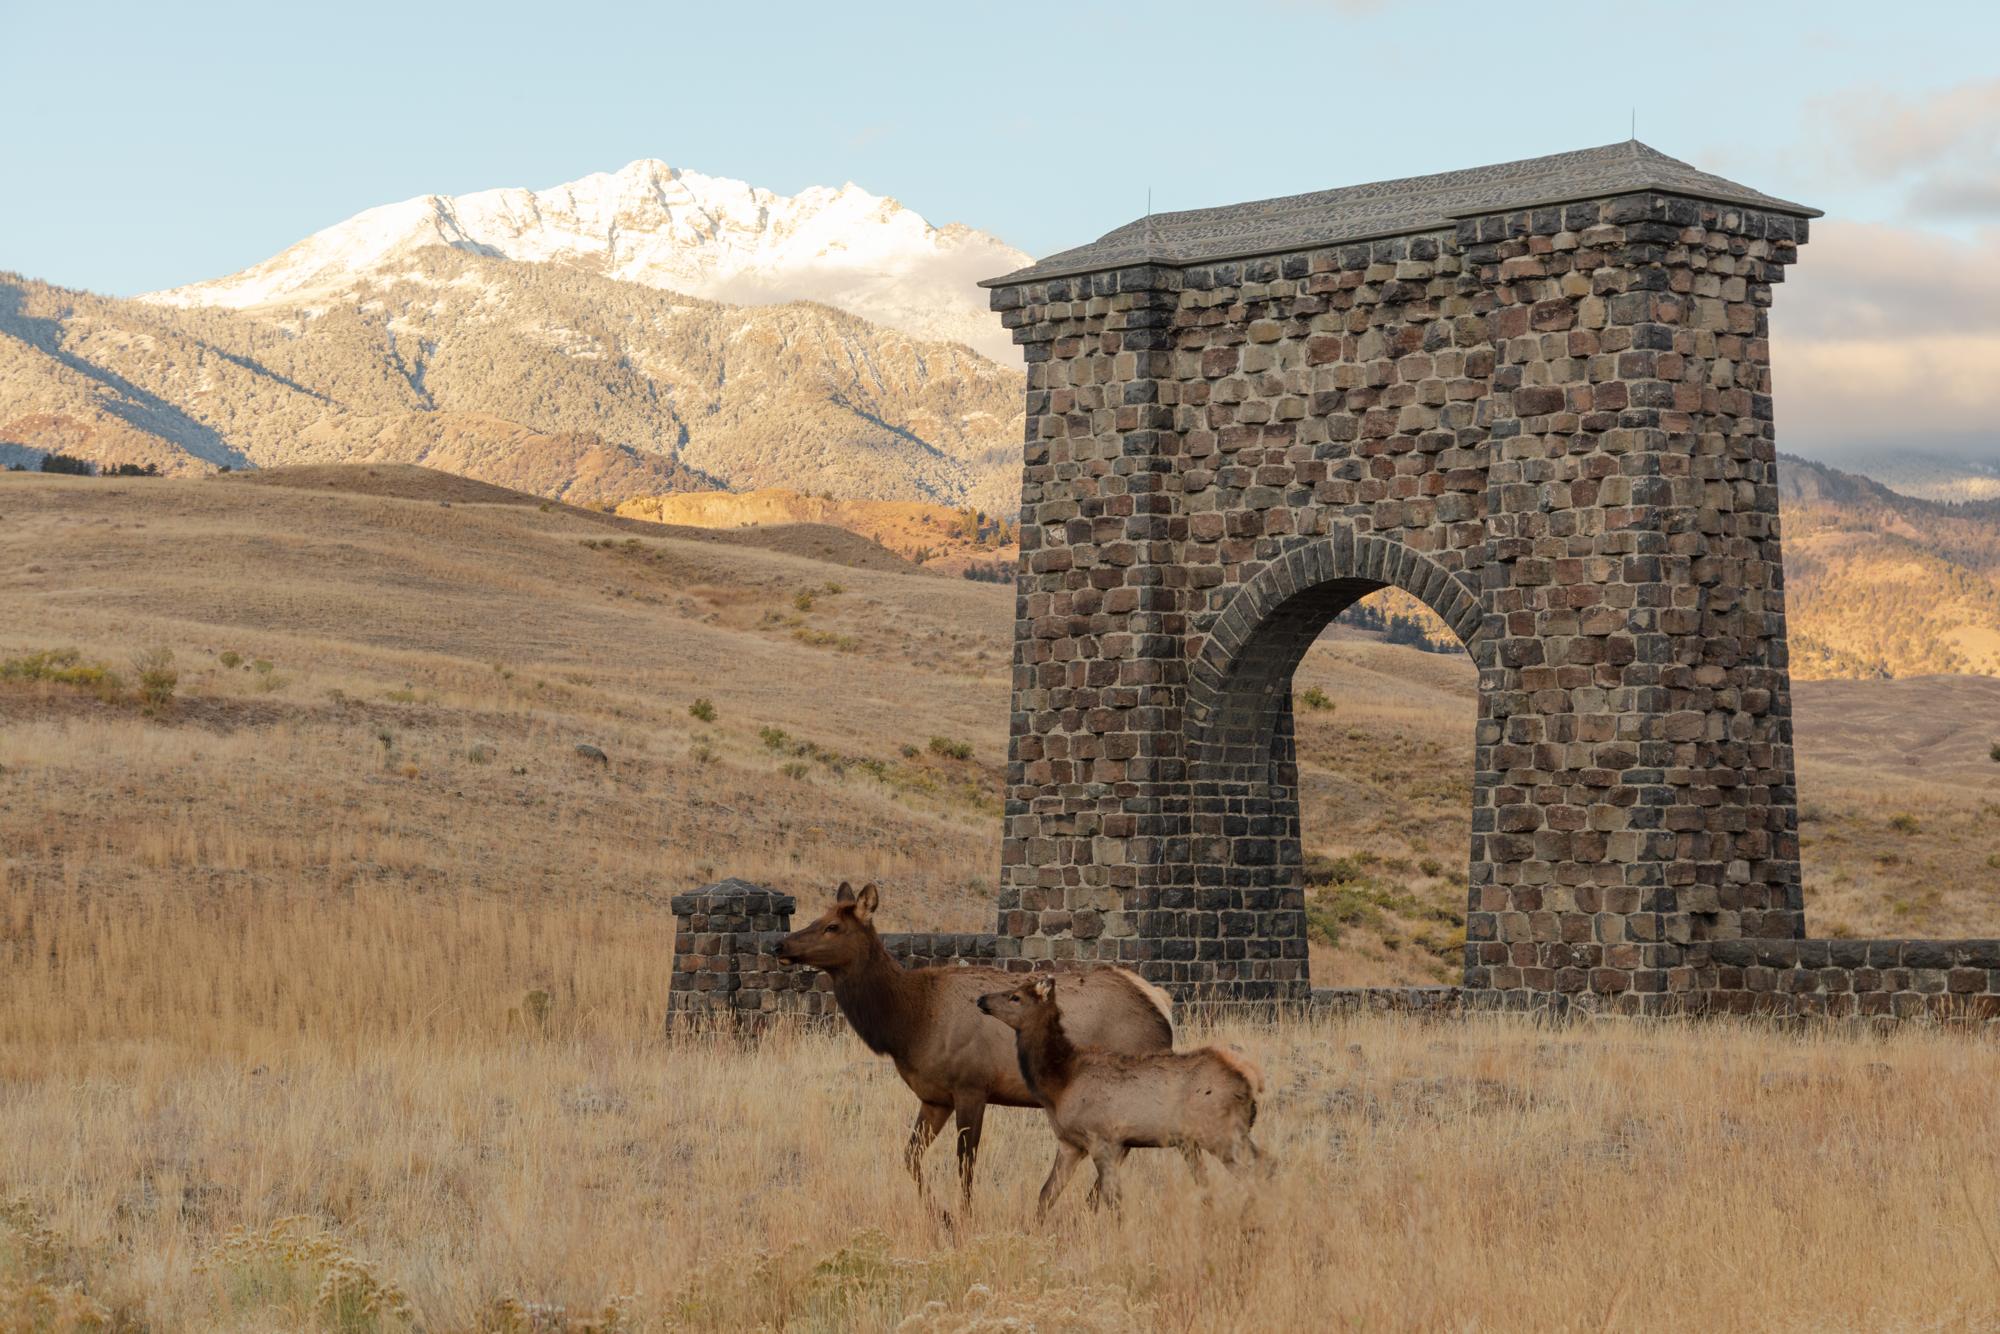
[6,0,1998,453]
[3,0,1992,294]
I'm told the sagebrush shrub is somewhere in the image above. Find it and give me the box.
[132,646,177,707]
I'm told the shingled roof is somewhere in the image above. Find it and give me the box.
[983,140,1819,287]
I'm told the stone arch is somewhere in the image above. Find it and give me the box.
[1185,529,1487,785]
[985,144,1818,1009]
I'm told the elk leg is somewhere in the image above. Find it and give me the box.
[906,1102,951,1204]
[1087,1142,1127,1213]
[1036,1140,1087,1223]
[1179,1143,1209,1185]
[952,1094,988,1210]
[1217,1132,1268,1174]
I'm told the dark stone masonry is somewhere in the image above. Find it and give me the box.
[669,143,2000,1029]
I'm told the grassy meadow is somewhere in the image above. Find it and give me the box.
[5,467,2000,1329]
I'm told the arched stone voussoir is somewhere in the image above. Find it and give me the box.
[1187,530,1485,709]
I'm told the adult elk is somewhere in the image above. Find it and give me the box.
[775,882,1174,1213]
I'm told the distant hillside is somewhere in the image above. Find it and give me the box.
[1778,454,2000,678]
[1799,446,2000,503]
[617,487,1017,577]
[0,259,1023,510]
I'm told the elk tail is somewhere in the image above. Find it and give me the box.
[1212,1044,1266,1096]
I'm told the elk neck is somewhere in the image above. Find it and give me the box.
[1015,1002,1077,1102]
[829,933,919,1060]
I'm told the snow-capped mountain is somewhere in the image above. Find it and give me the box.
[145,160,1030,363]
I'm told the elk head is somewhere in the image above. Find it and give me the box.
[974,975,1056,1030]
[775,881,880,972]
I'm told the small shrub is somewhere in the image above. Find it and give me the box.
[1990,741,2000,763]
[385,687,418,704]
[822,581,844,596]
[467,744,494,764]
[928,735,974,761]
[195,1216,412,1330]
[793,590,816,612]
[1987,852,2000,871]
[759,725,790,750]
[1,647,122,699]
[690,741,717,765]
[781,761,812,781]
[253,659,274,675]
[688,698,717,723]
[1298,686,1335,712]
[1419,857,1444,878]
[219,651,243,669]
[132,646,177,707]
[900,743,920,759]
[1888,813,1921,835]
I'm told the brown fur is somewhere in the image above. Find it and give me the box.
[976,976,1266,1217]
[775,882,1175,1210]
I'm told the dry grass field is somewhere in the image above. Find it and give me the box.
[5,895,2000,1331]
[5,467,2000,1329]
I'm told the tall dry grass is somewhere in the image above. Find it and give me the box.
[5,868,2000,1331]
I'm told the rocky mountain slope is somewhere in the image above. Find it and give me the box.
[0,259,1024,509]
[1778,454,2000,678]
[145,160,1029,363]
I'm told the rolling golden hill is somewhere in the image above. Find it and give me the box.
[1779,454,2000,677]
[4,466,1997,993]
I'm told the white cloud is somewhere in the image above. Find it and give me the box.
[1813,78,2000,222]
[1775,221,2000,449]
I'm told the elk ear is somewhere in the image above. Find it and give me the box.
[834,882,856,904]
[854,882,880,922]
[1030,976,1056,1001]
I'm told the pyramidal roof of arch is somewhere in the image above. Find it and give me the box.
[984,140,1819,287]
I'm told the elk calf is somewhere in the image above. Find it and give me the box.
[976,975,1265,1217]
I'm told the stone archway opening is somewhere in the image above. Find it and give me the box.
[1180,536,1490,1002]
[1291,588,1481,988]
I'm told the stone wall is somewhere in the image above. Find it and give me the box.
[668,881,2000,1031]
[1684,938,2000,1020]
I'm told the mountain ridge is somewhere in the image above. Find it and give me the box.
[143,159,1029,364]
